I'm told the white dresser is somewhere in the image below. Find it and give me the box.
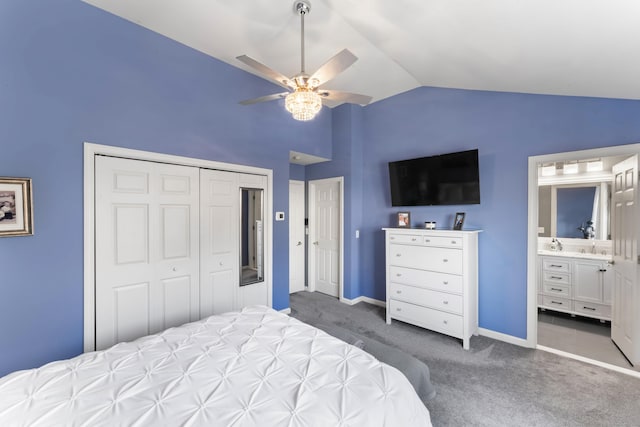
[383,228,481,349]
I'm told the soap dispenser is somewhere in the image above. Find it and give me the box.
[550,238,558,251]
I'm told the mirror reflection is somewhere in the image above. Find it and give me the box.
[240,188,264,286]
[538,182,610,240]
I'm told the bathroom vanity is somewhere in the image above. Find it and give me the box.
[538,248,613,321]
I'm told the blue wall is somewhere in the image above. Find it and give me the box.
[557,187,596,238]
[352,87,640,339]
[0,0,331,376]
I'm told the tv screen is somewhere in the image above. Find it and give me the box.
[388,149,480,206]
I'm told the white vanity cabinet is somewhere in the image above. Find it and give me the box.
[538,255,612,321]
[383,228,481,350]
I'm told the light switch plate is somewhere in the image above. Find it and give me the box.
[276,211,285,221]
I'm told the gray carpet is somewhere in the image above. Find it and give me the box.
[289,291,640,427]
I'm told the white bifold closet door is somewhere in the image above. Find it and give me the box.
[199,169,239,317]
[95,156,200,351]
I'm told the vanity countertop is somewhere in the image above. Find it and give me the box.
[538,249,612,262]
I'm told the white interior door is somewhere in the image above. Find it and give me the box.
[309,178,342,298]
[200,169,239,317]
[95,156,200,350]
[289,180,306,293]
[611,155,640,365]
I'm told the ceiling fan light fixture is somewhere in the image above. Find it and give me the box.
[285,88,322,121]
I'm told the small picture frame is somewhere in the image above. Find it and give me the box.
[397,212,411,228]
[453,212,465,230]
[0,177,34,237]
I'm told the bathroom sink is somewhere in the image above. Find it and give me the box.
[537,249,612,261]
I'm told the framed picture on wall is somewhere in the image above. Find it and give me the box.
[453,212,465,230]
[0,177,33,237]
[397,211,411,228]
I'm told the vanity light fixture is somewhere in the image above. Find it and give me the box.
[563,162,579,174]
[587,159,604,172]
[541,163,556,176]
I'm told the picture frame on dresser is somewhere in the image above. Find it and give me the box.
[397,212,411,228]
[453,212,465,230]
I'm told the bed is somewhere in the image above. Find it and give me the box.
[0,306,431,426]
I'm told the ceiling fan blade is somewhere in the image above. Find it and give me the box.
[318,90,372,106]
[239,92,290,106]
[309,49,358,87]
[236,55,295,89]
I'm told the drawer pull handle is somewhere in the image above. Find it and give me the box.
[396,308,402,312]
[443,259,449,263]
[451,240,457,244]
[396,290,402,294]
[411,238,417,241]
[583,306,596,311]
[550,264,563,268]
[396,273,402,277]
[443,281,449,285]
[396,254,401,257]
[599,269,607,272]
[425,239,431,242]
[390,236,395,240]
[443,301,449,305]
[443,320,448,325]
[550,288,563,292]
[551,301,563,305]
[550,276,563,280]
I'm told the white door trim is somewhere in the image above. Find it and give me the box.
[83,142,273,352]
[307,177,344,300]
[289,180,306,294]
[527,142,640,349]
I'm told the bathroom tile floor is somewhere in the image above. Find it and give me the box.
[538,309,639,372]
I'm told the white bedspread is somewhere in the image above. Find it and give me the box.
[0,306,431,426]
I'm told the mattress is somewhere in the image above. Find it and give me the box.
[0,306,431,426]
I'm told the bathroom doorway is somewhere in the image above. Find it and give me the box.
[527,143,640,374]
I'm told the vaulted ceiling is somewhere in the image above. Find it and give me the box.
[83,0,640,106]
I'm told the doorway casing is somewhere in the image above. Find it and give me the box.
[526,142,640,349]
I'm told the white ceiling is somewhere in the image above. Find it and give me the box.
[83,0,640,105]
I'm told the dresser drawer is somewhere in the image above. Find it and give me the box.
[390,244,462,275]
[541,283,570,297]
[423,235,463,248]
[573,301,611,319]
[390,283,463,314]
[540,295,571,311]
[389,299,463,337]
[542,271,570,285]
[387,233,423,245]
[389,266,463,293]
[542,258,571,273]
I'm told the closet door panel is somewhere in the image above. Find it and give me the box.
[200,170,239,316]
[95,156,200,350]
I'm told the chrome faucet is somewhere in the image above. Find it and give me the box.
[551,238,563,251]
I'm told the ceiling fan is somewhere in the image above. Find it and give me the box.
[237,0,372,121]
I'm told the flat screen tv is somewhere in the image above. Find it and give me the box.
[388,149,480,206]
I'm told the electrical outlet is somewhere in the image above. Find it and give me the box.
[276,211,285,221]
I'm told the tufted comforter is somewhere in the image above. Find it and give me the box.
[0,306,431,426]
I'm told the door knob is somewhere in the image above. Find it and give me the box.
[313,241,319,245]
[296,241,302,246]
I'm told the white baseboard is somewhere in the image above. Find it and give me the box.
[478,327,530,347]
[340,295,386,308]
[279,307,292,315]
[537,345,640,379]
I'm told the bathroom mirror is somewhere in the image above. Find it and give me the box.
[538,182,610,240]
[240,188,264,286]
